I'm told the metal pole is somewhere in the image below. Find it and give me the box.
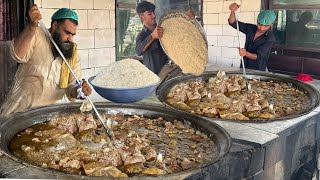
[38,20,113,142]
[235,12,247,77]
[235,12,250,91]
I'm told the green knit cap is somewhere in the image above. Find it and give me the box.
[51,8,78,23]
[258,10,276,25]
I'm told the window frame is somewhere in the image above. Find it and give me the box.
[266,0,320,9]
[266,0,320,52]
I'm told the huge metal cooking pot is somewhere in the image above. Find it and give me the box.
[157,71,320,123]
[0,102,231,179]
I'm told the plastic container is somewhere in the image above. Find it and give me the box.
[88,76,160,103]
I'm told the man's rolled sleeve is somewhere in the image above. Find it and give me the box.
[10,28,38,63]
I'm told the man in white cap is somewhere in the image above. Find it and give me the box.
[229,3,276,71]
[0,5,92,118]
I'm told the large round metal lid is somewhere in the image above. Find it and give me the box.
[158,10,208,75]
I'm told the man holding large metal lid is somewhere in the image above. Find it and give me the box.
[0,5,92,118]
[135,1,169,75]
[135,1,195,76]
[228,3,276,71]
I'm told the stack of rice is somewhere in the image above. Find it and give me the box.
[160,11,208,76]
[92,58,160,88]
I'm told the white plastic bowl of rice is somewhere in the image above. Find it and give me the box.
[88,59,160,103]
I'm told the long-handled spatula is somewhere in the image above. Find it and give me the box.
[38,20,113,142]
[235,12,250,91]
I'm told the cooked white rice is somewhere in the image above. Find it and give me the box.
[92,59,160,88]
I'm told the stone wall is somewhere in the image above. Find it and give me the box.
[34,0,116,80]
[203,0,261,67]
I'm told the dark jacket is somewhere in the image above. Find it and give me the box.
[229,21,275,71]
[135,25,168,74]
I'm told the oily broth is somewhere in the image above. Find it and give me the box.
[166,74,310,121]
[9,112,218,177]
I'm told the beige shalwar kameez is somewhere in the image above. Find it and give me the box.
[0,27,81,118]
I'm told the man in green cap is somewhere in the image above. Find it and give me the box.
[0,4,92,118]
[228,3,276,71]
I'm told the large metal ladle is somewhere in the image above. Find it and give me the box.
[235,12,250,92]
[38,20,113,142]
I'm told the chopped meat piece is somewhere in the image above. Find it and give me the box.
[180,158,196,170]
[48,160,60,170]
[245,103,262,112]
[230,101,246,113]
[259,113,276,119]
[59,158,81,169]
[198,88,208,97]
[78,114,97,132]
[189,135,203,142]
[83,162,105,175]
[123,162,144,174]
[141,167,167,176]
[227,83,241,92]
[124,153,146,166]
[83,162,127,177]
[219,110,249,120]
[173,120,185,130]
[212,82,228,94]
[285,107,294,114]
[166,162,182,173]
[258,99,269,109]
[49,113,87,134]
[141,147,157,161]
[50,133,80,151]
[97,148,123,167]
[202,107,218,115]
[186,91,201,101]
[31,137,40,143]
[164,122,174,132]
[25,128,34,134]
[94,166,128,177]
[211,93,231,104]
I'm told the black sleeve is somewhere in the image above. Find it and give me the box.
[256,36,276,69]
[229,20,249,35]
[135,31,152,56]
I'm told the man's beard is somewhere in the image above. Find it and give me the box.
[52,32,74,59]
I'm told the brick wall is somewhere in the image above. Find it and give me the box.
[35,0,261,77]
[35,0,115,80]
[203,0,261,67]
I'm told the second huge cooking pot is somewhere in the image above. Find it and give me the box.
[157,71,320,122]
